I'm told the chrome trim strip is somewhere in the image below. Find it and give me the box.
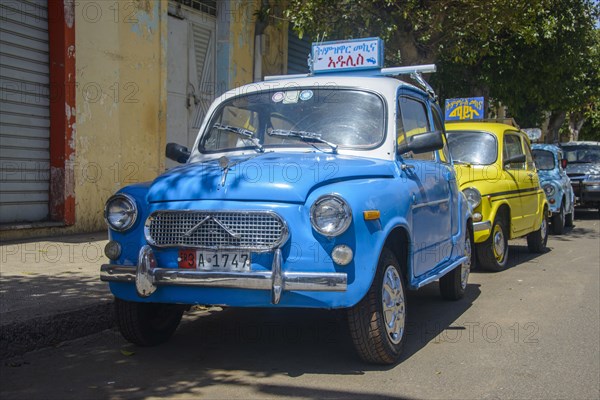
[415,256,468,289]
[144,210,289,252]
[101,264,136,281]
[411,198,449,210]
[473,220,492,232]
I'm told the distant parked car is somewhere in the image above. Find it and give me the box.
[531,144,575,234]
[445,121,549,272]
[559,141,600,213]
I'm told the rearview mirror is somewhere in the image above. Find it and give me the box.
[166,143,190,164]
[503,154,526,167]
[397,130,444,155]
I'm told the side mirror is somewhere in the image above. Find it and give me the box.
[397,130,444,155]
[560,158,568,169]
[503,154,526,167]
[166,143,190,163]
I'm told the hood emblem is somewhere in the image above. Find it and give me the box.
[183,215,241,239]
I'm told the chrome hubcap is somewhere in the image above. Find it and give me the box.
[461,234,471,290]
[493,225,505,262]
[541,216,547,238]
[382,266,405,345]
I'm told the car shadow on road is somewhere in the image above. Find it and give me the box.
[2,283,480,400]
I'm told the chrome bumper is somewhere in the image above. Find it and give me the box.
[101,245,347,305]
[473,220,492,232]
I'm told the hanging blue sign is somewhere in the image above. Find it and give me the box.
[311,37,383,73]
[445,97,484,120]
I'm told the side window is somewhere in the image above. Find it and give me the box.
[503,133,525,170]
[432,108,450,163]
[397,96,432,160]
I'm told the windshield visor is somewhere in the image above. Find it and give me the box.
[446,131,498,165]
[199,89,386,153]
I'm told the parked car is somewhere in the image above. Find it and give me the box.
[559,141,600,213]
[100,54,474,364]
[531,144,575,234]
[445,121,549,272]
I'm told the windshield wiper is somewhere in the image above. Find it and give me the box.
[212,123,264,153]
[268,129,338,153]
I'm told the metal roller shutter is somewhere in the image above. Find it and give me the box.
[0,0,50,224]
[287,28,311,74]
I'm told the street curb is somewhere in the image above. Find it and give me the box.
[1,302,115,359]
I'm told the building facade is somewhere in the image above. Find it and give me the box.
[1,0,301,240]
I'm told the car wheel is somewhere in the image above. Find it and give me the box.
[552,203,565,235]
[348,247,406,364]
[527,207,549,253]
[440,225,472,300]
[565,205,575,227]
[477,215,509,272]
[115,298,185,346]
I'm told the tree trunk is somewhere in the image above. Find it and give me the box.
[546,111,566,143]
[568,111,586,142]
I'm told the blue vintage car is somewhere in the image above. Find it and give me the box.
[531,144,575,234]
[100,40,472,365]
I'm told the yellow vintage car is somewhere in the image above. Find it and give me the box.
[445,121,549,271]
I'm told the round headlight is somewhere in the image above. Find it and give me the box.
[310,194,352,237]
[104,194,138,232]
[463,187,481,210]
[543,184,556,196]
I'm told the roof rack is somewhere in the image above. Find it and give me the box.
[264,64,438,100]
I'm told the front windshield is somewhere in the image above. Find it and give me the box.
[562,145,600,164]
[200,89,385,153]
[446,131,498,165]
[532,149,555,170]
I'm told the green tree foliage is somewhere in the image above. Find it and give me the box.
[285,0,599,141]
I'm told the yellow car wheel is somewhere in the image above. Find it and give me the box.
[477,215,509,272]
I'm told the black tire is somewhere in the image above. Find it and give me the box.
[440,225,473,300]
[115,298,185,346]
[477,214,509,272]
[552,203,565,235]
[527,208,549,253]
[348,247,406,364]
[565,205,574,227]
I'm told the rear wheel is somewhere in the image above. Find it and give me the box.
[440,225,472,300]
[115,298,185,346]
[348,247,406,365]
[552,203,565,234]
[477,215,509,272]
[527,208,549,253]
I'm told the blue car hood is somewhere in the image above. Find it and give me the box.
[147,152,395,203]
[537,169,561,183]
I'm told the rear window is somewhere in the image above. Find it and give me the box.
[532,149,555,170]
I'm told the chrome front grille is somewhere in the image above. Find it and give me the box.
[145,210,288,251]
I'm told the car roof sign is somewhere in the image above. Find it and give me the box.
[311,37,384,73]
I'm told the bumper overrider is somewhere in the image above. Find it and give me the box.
[101,210,347,305]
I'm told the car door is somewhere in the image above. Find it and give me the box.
[396,95,452,277]
[521,136,542,229]
[502,132,528,233]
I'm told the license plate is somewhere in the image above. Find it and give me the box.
[178,249,250,272]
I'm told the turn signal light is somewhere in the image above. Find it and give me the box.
[363,210,380,220]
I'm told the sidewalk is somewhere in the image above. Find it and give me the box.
[0,232,114,358]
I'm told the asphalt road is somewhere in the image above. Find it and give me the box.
[1,210,599,400]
